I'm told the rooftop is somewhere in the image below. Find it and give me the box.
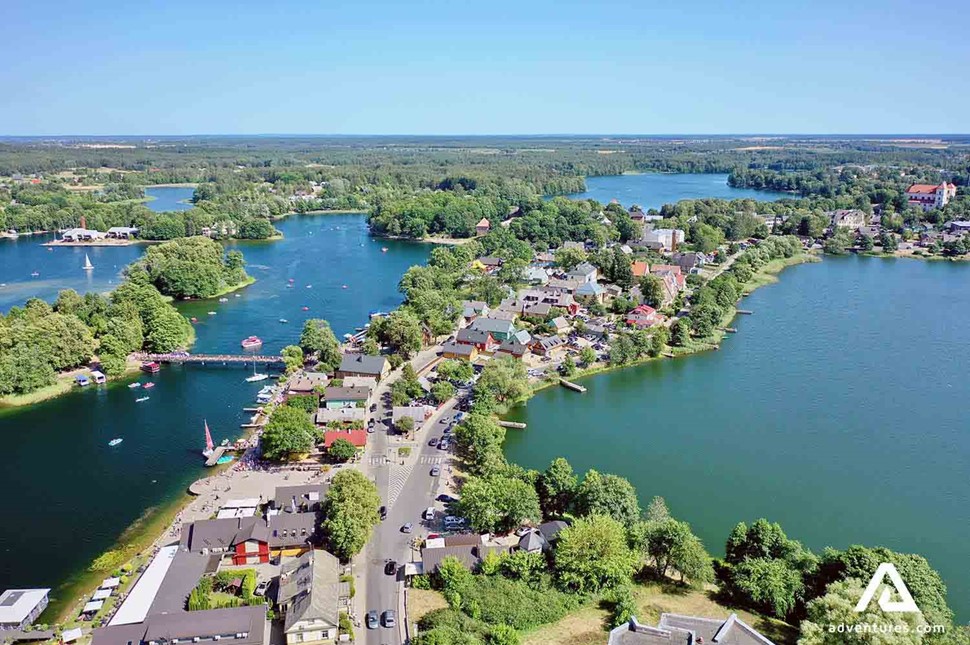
[0,589,50,626]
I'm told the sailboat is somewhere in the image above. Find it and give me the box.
[83,254,94,271]
[202,420,215,458]
[245,356,268,382]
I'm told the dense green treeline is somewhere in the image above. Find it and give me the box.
[126,236,251,299]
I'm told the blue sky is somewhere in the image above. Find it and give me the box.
[2,0,967,135]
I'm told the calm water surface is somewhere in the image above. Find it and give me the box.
[0,214,428,605]
[566,173,788,210]
[504,255,970,620]
[145,186,195,212]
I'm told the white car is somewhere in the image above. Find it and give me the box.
[424,507,436,520]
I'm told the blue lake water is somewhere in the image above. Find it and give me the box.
[566,173,788,210]
[145,186,195,212]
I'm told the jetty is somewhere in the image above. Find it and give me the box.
[736,309,753,315]
[203,446,228,467]
[560,379,587,393]
[720,327,738,333]
[134,352,284,367]
[498,420,527,429]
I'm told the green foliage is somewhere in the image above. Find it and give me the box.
[128,236,250,299]
[473,356,529,411]
[638,274,666,308]
[572,469,641,529]
[322,469,380,560]
[370,309,424,357]
[281,345,304,373]
[799,578,928,645]
[299,319,342,373]
[438,359,474,383]
[537,457,578,517]
[603,584,638,628]
[579,345,597,367]
[432,379,457,404]
[458,474,541,534]
[260,405,316,460]
[553,514,638,593]
[328,438,358,462]
[285,394,317,413]
[454,414,507,476]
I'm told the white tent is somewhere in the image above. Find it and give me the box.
[82,600,103,614]
[92,589,112,601]
[62,628,84,642]
[100,577,120,589]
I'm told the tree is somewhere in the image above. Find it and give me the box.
[729,557,804,618]
[645,519,713,586]
[281,345,304,373]
[671,319,691,346]
[554,247,587,271]
[438,359,474,383]
[486,625,520,645]
[299,319,341,372]
[372,309,423,357]
[879,230,898,253]
[459,474,541,534]
[323,470,381,560]
[799,578,928,645]
[395,415,415,436]
[473,356,529,409]
[638,274,665,308]
[579,345,597,367]
[454,414,507,476]
[573,469,641,528]
[537,458,578,517]
[432,380,456,404]
[128,236,250,298]
[858,234,874,252]
[260,406,316,460]
[559,355,576,377]
[553,515,638,593]
[328,438,357,462]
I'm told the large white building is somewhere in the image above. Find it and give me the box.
[0,588,50,631]
[906,182,957,211]
[642,225,686,252]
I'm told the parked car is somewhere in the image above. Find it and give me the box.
[424,507,436,520]
[437,494,458,503]
[431,465,441,476]
[385,560,397,575]
[382,610,396,628]
[254,580,270,597]
[443,515,465,529]
[428,437,439,447]
[438,440,450,451]
[379,505,387,520]
[401,522,413,533]
[366,611,379,629]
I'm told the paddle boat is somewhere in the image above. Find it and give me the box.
[108,438,123,447]
[143,382,155,389]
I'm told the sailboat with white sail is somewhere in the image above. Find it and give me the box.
[83,254,94,270]
[245,356,269,382]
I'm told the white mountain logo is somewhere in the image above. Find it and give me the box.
[854,563,920,613]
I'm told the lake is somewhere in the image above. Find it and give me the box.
[0,214,429,609]
[145,186,195,212]
[566,173,788,210]
[504,255,970,620]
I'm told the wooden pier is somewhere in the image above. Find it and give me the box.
[736,309,753,315]
[720,327,738,333]
[560,379,587,393]
[204,446,229,467]
[498,420,527,429]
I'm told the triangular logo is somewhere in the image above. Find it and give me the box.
[854,563,920,613]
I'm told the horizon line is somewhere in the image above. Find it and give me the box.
[2,132,970,139]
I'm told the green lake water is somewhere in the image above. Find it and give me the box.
[504,255,970,620]
[0,214,429,606]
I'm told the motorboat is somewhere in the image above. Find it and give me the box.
[240,335,263,349]
[135,396,150,402]
[143,382,155,389]
[108,438,123,447]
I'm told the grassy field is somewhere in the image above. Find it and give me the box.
[520,581,797,645]
[407,588,449,624]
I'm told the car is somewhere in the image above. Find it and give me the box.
[438,440,450,450]
[442,426,452,435]
[370,403,378,412]
[428,437,439,447]
[427,532,441,539]
[437,494,458,503]
[253,580,270,597]
[385,560,397,575]
[424,507,435,520]
[443,515,465,529]
[366,611,379,629]
[431,465,441,476]
[382,610,396,628]
[379,506,387,520]
[367,425,375,434]
[401,522,413,533]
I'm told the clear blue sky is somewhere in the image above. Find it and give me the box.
[2,0,967,135]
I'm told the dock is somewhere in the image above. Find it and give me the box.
[204,446,228,467]
[662,352,676,358]
[720,327,738,333]
[134,352,284,367]
[498,420,527,429]
[736,309,753,315]
[560,379,587,393]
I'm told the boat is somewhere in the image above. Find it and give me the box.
[342,285,348,289]
[202,420,215,458]
[381,247,388,252]
[30,271,40,277]
[240,335,263,349]
[127,383,141,389]
[306,284,312,289]
[140,361,160,373]
[190,317,198,323]
[288,278,295,283]
[83,254,94,271]
[143,382,155,389]
[135,396,150,402]
[207,311,217,315]
[218,297,229,302]
[108,438,123,447]
[302,306,309,311]
[245,356,269,382]
[234,294,241,298]
[279,318,288,323]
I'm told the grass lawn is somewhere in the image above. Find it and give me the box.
[407,588,449,624]
[520,580,797,645]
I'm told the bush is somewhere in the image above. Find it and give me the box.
[285,394,318,413]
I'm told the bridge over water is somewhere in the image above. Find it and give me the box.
[134,352,285,367]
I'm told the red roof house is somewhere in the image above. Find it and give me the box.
[323,429,367,448]
[631,261,650,277]
[626,304,660,328]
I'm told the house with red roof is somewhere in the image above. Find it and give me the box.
[476,218,491,236]
[626,304,660,328]
[631,261,650,278]
[322,429,367,449]
[906,182,956,211]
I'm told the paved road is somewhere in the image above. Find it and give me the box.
[356,348,460,645]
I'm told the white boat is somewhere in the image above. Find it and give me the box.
[279,318,288,323]
[108,438,123,447]
[136,396,150,402]
[83,254,94,270]
[127,383,141,389]
[218,297,229,302]
[246,373,269,383]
